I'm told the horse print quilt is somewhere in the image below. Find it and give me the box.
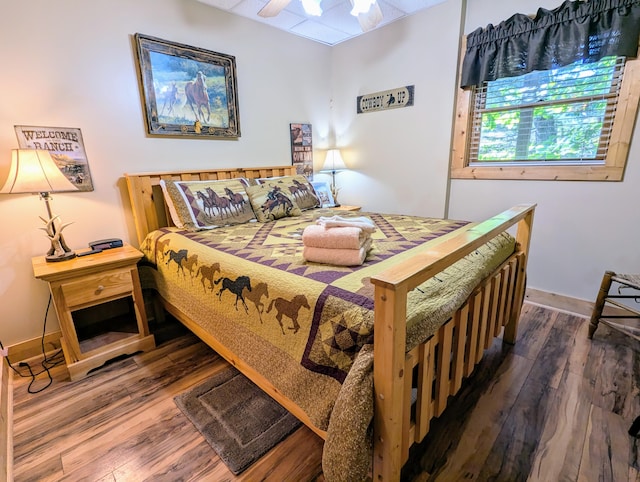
[139,208,515,435]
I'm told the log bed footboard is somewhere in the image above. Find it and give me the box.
[371,204,534,481]
[124,167,535,482]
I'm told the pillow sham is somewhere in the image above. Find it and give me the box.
[159,180,185,228]
[245,183,302,222]
[160,178,256,230]
[257,175,320,211]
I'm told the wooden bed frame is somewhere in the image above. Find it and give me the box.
[125,165,535,481]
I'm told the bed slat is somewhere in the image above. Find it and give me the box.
[415,338,434,441]
[451,305,469,395]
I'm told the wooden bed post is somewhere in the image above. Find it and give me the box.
[372,280,408,481]
[503,206,535,344]
[369,204,536,480]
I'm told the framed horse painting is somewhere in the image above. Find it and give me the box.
[133,33,241,138]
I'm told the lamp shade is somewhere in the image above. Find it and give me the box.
[0,149,78,194]
[320,149,347,172]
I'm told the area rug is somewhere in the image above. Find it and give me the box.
[174,366,301,475]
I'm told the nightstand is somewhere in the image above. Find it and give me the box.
[32,243,155,381]
[332,205,361,212]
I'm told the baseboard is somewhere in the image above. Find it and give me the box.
[0,354,13,482]
[8,331,62,364]
[525,288,593,318]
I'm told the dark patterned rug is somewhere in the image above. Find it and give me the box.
[174,366,301,475]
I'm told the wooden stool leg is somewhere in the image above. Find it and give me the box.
[589,270,615,339]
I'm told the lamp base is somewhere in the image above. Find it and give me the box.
[46,251,76,263]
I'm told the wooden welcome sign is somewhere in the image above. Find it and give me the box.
[356,85,414,114]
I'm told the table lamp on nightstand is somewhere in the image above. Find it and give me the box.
[0,149,79,262]
[320,149,347,205]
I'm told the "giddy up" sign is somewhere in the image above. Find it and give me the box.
[357,85,414,114]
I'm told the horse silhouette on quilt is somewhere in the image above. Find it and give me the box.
[215,275,252,313]
[267,294,310,334]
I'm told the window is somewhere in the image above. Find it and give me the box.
[472,57,623,165]
[452,51,640,181]
[451,0,640,181]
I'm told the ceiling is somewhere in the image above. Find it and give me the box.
[195,0,446,46]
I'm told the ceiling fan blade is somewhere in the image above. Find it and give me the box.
[258,0,292,17]
[357,1,383,32]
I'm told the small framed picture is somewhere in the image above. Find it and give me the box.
[311,181,335,208]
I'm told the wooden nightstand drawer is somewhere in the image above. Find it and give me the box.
[61,267,133,309]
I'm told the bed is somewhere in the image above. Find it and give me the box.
[124,165,535,481]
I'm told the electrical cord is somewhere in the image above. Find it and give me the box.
[1,293,65,394]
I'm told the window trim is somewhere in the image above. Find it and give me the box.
[451,38,640,181]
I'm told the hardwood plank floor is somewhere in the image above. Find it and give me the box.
[12,302,640,481]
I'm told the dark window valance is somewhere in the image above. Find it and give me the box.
[460,0,640,88]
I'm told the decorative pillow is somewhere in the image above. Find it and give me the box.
[160,178,256,230]
[245,183,302,223]
[160,180,185,228]
[257,175,320,211]
[239,177,258,187]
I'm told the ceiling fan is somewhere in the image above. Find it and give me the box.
[258,0,383,32]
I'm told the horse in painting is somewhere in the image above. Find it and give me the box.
[184,71,211,123]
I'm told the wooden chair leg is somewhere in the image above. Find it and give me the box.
[589,270,615,339]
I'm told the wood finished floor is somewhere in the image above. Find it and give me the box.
[12,302,640,481]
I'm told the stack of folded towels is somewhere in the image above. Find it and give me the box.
[302,215,376,266]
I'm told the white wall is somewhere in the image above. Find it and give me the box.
[0,0,331,345]
[330,0,465,216]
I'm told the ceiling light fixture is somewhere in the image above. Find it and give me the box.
[350,0,375,16]
[301,0,322,16]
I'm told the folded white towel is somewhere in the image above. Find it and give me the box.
[302,225,370,250]
[316,215,376,233]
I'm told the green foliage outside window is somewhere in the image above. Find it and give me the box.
[473,57,620,163]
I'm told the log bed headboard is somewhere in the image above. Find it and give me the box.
[125,165,296,247]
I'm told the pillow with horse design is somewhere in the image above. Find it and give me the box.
[257,175,320,211]
[161,178,255,230]
[245,183,302,223]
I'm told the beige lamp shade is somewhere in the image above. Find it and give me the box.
[1,149,78,262]
[320,149,347,173]
[320,149,347,205]
[0,149,78,194]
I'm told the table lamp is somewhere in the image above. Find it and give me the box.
[320,149,347,205]
[0,149,78,262]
